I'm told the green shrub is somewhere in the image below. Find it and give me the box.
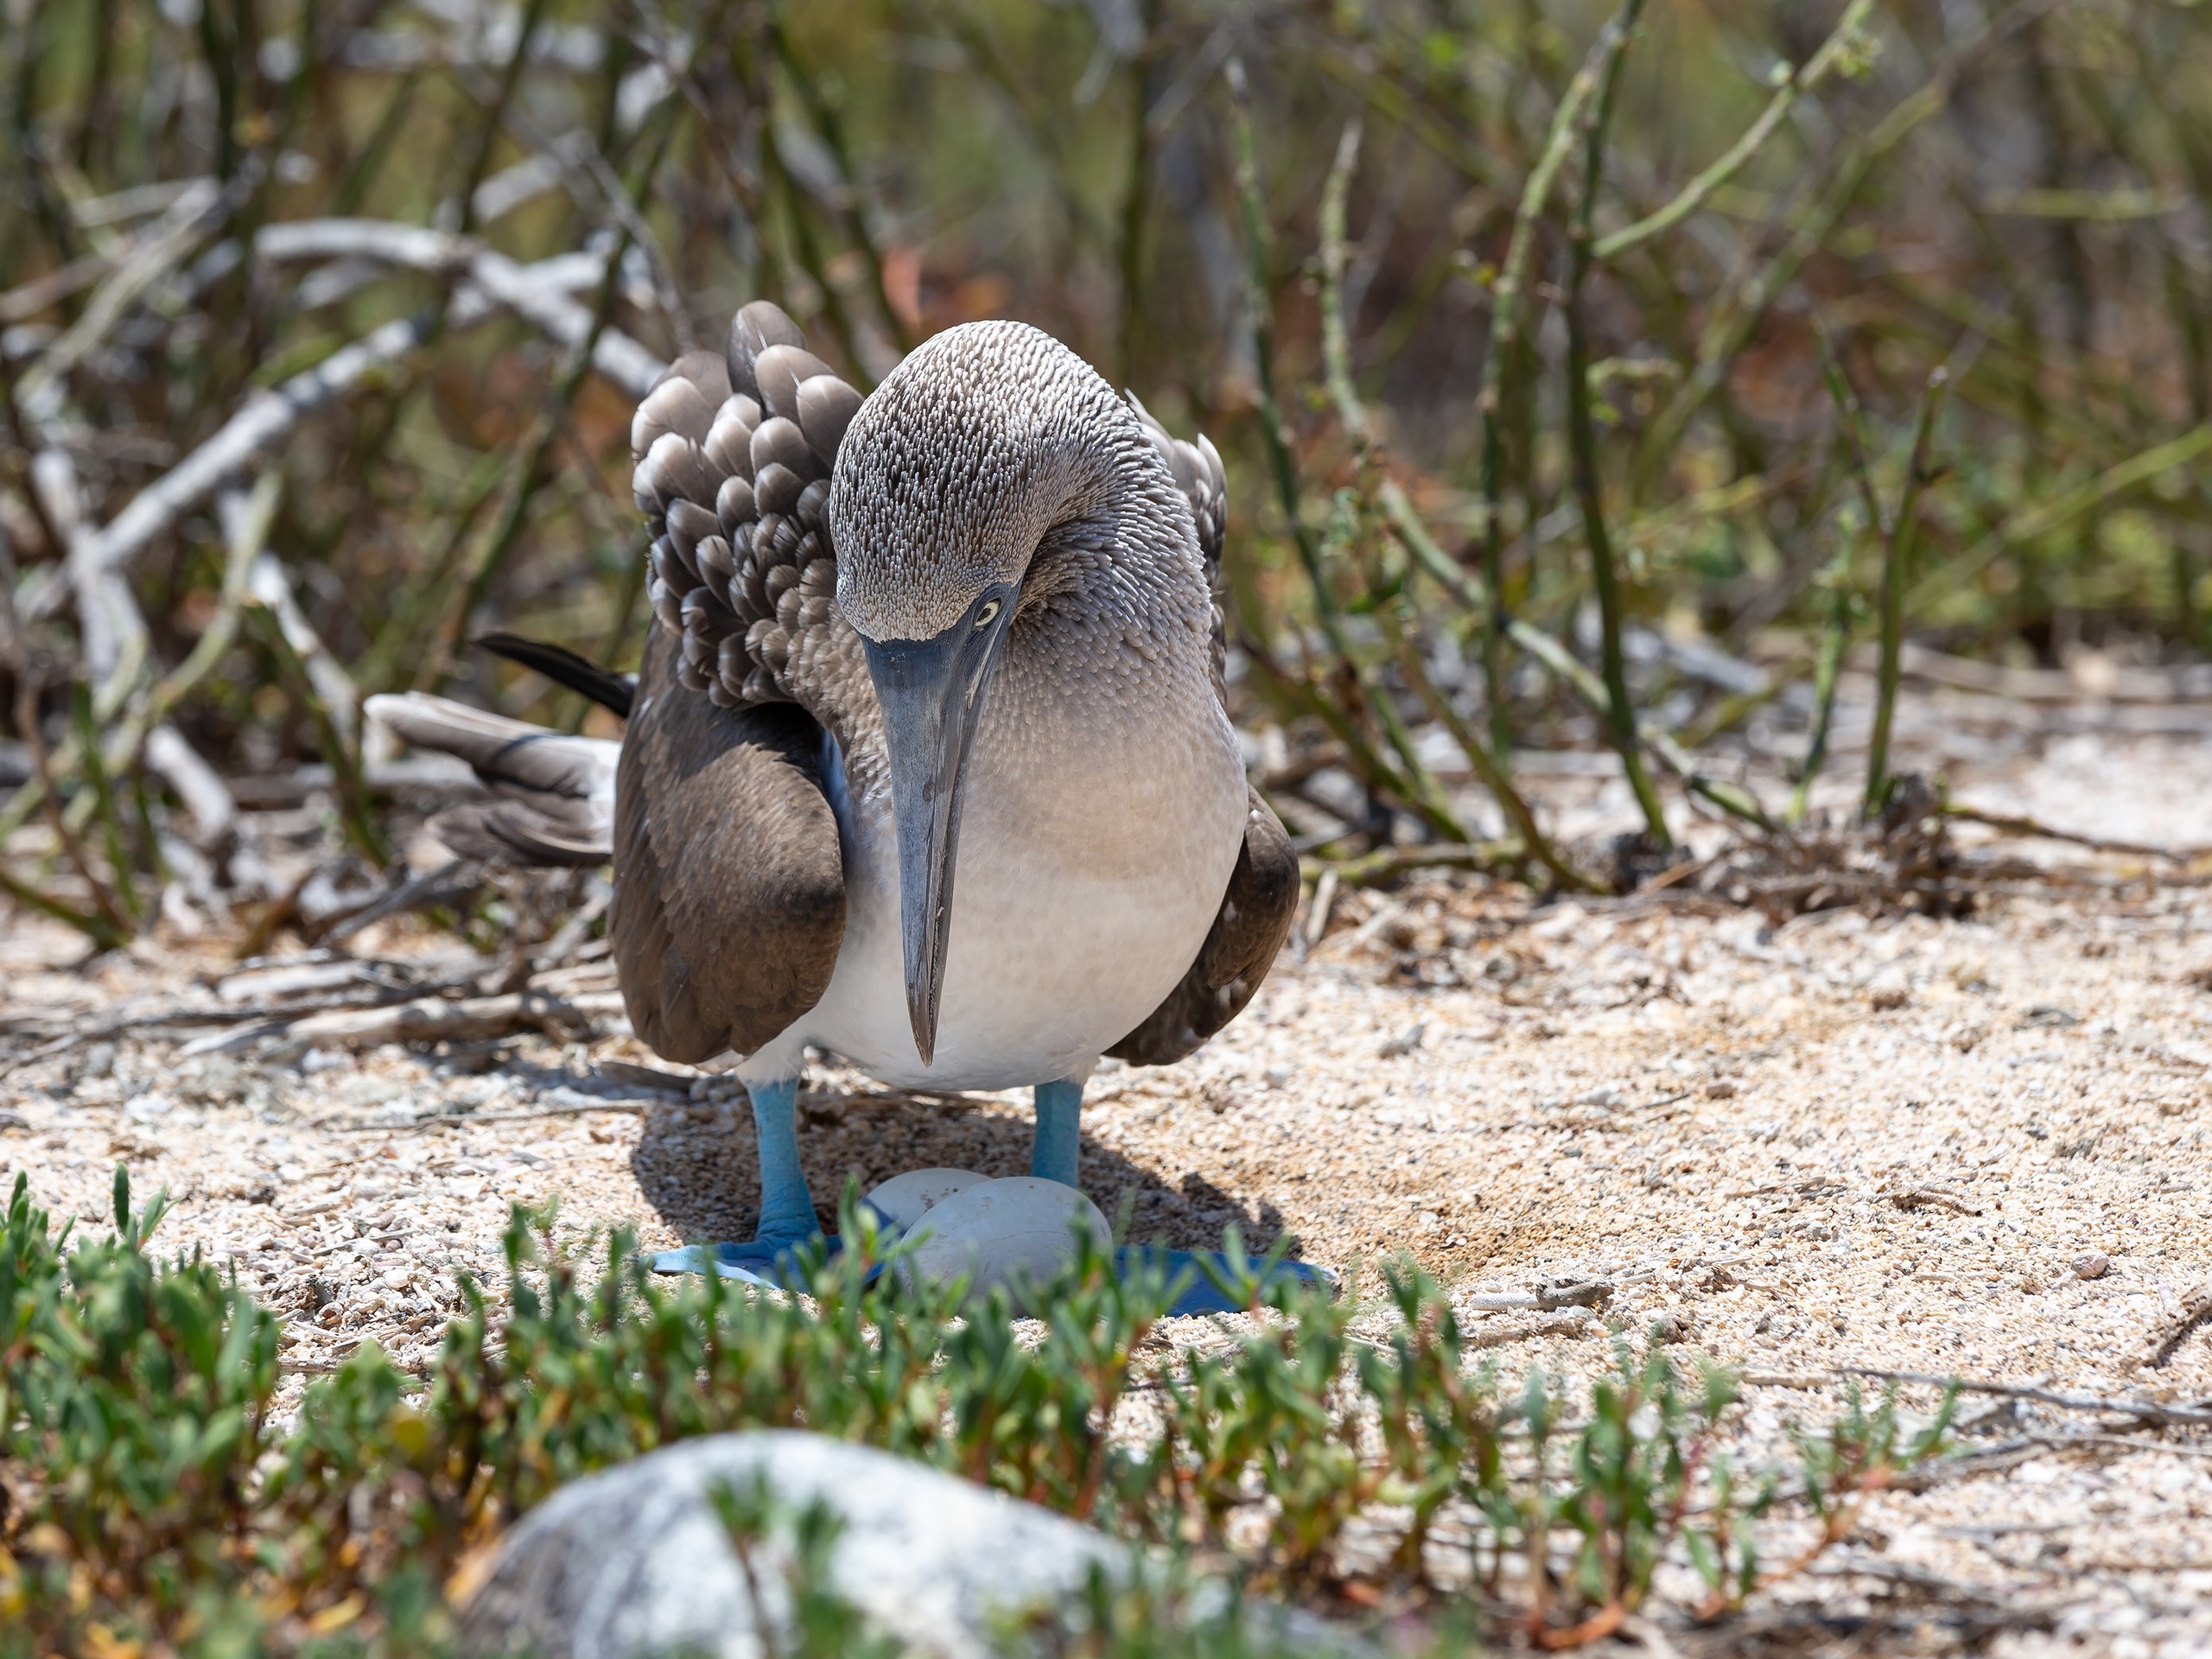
[0,1172,1955,1656]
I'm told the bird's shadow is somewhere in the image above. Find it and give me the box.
[628,1084,1290,1255]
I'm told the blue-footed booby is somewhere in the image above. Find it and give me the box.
[371,301,1300,1277]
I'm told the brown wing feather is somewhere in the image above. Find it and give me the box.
[1107,787,1298,1066]
[610,631,845,1065]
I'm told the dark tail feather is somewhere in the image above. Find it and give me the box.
[475,632,636,720]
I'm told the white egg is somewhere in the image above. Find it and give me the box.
[902,1178,1111,1312]
[862,1166,986,1231]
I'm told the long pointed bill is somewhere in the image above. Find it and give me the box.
[861,588,1015,1066]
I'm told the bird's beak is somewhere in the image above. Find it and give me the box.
[861,587,1017,1066]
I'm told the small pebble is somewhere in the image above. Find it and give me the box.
[1378,1023,1427,1058]
[2073,1252,2110,1281]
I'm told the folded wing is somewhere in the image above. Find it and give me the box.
[610,630,845,1064]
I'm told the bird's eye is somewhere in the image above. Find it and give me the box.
[973,599,1001,628]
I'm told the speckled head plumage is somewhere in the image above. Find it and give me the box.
[828,321,1192,643]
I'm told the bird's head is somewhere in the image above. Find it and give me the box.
[829,321,1127,1067]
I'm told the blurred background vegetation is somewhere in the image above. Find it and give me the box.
[3,0,2210,938]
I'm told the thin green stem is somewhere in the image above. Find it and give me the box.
[454,0,552,241]
[1594,0,1878,262]
[1227,62,1465,847]
[1866,365,1953,816]
[769,8,910,362]
[1633,3,2035,499]
[1473,18,1622,763]
[1319,117,1582,888]
[1792,553,1854,824]
[1561,0,1667,844]
[1226,60,1333,627]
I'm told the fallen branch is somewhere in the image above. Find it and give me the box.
[1944,804,2207,864]
[270,988,628,1054]
[1302,842,1526,887]
[1837,1367,2212,1430]
[1464,1310,1595,1351]
[2136,1281,2212,1371]
[318,858,486,946]
[1465,1278,1624,1312]
[1895,641,2212,704]
[2016,1433,2212,1469]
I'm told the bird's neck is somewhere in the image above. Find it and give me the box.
[962,460,1233,867]
[1004,444,1217,696]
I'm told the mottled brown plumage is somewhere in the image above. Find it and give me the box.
[632,305,866,737]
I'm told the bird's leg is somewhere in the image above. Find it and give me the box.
[747,1077,820,1244]
[1031,1077,1084,1188]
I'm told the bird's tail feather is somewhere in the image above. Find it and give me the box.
[365,692,618,867]
[474,632,636,719]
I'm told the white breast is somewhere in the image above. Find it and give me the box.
[744,664,1247,1092]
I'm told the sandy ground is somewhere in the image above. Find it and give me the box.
[8,693,2212,1653]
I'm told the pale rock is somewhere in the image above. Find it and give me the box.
[456,1430,1119,1659]
[457,1431,1354,1659]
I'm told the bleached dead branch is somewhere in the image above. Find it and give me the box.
[3,225,667,863]
[61,230,664,585]
[13,178,230,415]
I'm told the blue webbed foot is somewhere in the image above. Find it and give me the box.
[1027,1074,1336,1314]
[650,1077,829,1280]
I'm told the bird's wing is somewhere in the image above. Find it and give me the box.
[610,628,846,1065]
[631,302,868,736]
[365,691,618,866]
[1126,391,1230,697]
[1107,786,1299,1067]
